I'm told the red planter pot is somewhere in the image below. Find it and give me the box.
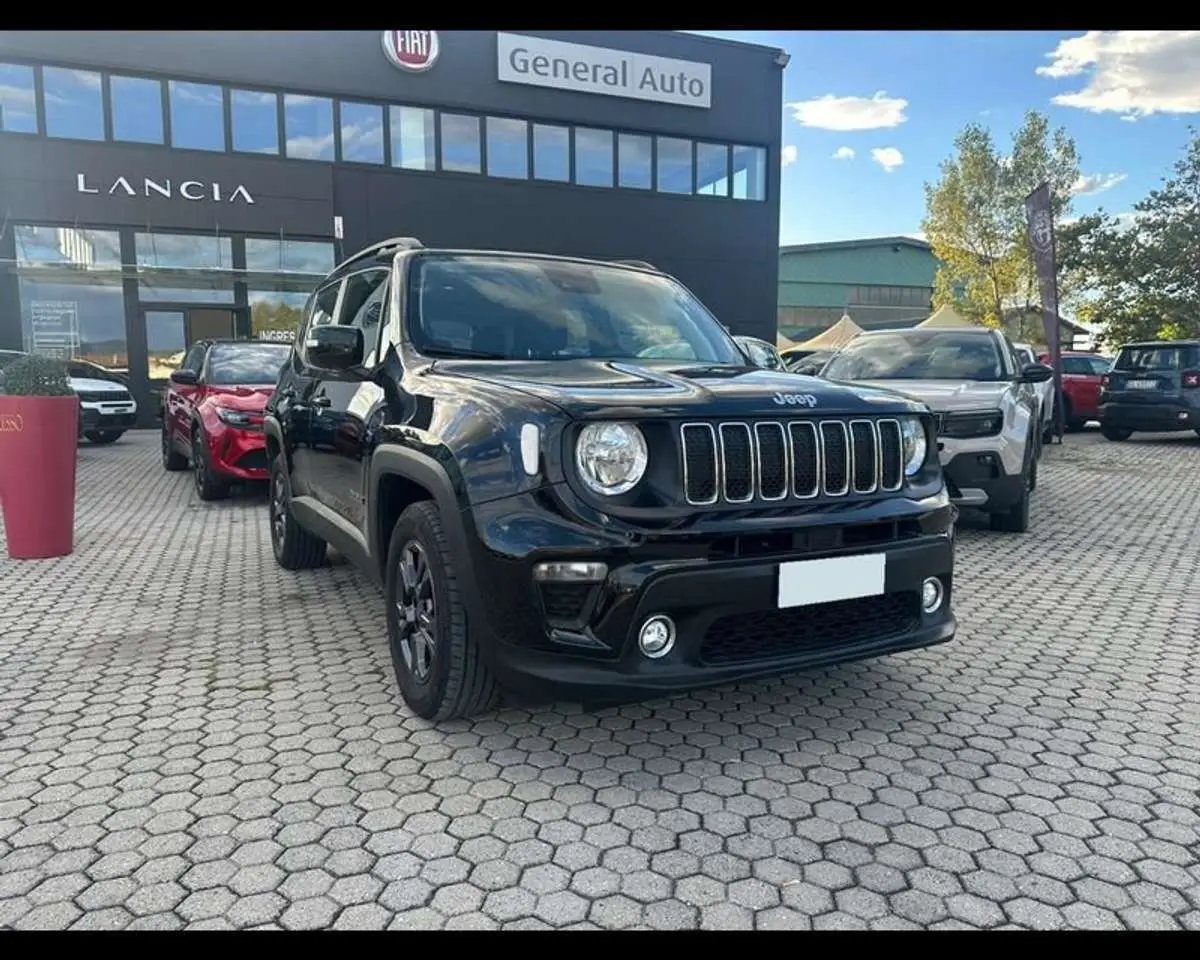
[0,395,79,560]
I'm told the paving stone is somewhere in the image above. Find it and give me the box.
[0,431,1197,931]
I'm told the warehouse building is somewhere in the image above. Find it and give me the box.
[0,30,784,421]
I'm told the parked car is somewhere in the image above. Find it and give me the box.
[1012,342,1054,443]
[787,350,836,376]
[0,348,137,443]
[734,335,786,370]
[1098,339,1200,441]
[264,238,957,720]
[820,327,1052,533]
[1037,350,1111,432]
[160,339,292,500]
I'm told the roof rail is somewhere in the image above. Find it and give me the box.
[332,236,423,274]
[610,258,658,271]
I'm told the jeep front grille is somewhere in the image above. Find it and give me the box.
[681,418,904,506]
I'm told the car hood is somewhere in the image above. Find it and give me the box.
[842,379,1012,413]
[434,359,926,419]
[69,376,129,394]
[202,384,274,412]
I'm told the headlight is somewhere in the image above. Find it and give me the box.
[575,422,648,496]
[215,407,258,427]
[940,410,1003,439]
[900,416,928,476]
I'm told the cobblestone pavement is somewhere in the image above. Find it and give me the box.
[1,429,1198,931]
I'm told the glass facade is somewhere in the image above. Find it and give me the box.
[390,105,435,171]
[486,116,528,180]
[169,80,225,151]
[618,134,652,190]
[575,128,613,188]
[284,94,334,161]
[43,67,104,141]
[0,62,37,133]
[440,113,481,174]
[532,124,569,183]
[231,89,279,155]
[110,75,164,145]
[340,101,384,164]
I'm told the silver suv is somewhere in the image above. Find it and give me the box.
[820,327,1053,532]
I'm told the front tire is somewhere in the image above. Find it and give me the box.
[86,430,124,445]
[990,443,1036,534]
[269,454,326,570]
[1101,425,1133,442]
[192,428,228,502]
[385,502,499,721]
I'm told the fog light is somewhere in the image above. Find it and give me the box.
[638,615,676,659]
[921,577,945,613]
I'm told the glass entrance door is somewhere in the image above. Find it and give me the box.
[187,307,235,343]
[144,306,246,382]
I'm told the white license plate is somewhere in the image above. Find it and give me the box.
[777,553,886,609]
[1126,379,1157,390]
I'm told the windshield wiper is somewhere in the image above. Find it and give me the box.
[422,346,510,360]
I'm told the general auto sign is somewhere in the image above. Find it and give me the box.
[497,33,712,109]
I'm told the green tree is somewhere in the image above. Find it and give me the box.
[922,111,1080,332]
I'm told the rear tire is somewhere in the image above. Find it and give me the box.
[1101,425,1133,442]
[385,501,500,721]
[269,454,326,570]
[86,430,123,445]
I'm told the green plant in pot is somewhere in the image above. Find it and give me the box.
[0,353,81,559]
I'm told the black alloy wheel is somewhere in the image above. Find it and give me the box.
[394,541,436,685]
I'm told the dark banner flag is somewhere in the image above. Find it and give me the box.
[1024,182,1064,441]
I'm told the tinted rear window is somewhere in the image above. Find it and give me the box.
[1114,345,1199,371]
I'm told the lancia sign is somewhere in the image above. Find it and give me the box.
[76,174,255,204]
[382,31,440,72]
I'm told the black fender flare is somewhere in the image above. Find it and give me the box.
[367,445,476,593]
[263,414,285,462]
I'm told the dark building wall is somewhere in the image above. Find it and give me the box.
[0,30,783,346]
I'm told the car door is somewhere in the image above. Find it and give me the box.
[306,266,391,530]
[284,281,343,500]
[166,343,208,455]
[1063,356,1102,416]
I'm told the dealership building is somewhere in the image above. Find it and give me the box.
[0,30,784,421]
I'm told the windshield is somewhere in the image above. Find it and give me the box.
[207,343,291,385]
[408,254,742,364]
[1114,344,1198,372]
[823,331,1006,381]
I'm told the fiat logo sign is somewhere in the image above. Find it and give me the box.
[382,31,440,72]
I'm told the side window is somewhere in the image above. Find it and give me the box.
[182,345,206,375]
[336,269,390,364]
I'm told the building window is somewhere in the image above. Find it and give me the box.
[440,113,481,174]
[0,63,37,133]
[618,133,652,190]
[732,145,767,201]
[390,105,435,171]
[656,137,693,195]
[43,67,104,141]
[145,311,190,380]
[249,290,308,342]
[169,80,225,152]
[231,89,279,155]
[284,94,334,161]
[19,277,128,371]
[15,225,122,268]
[574,128,613,188]
[108,75,163,145]
[339,101,384,164]
[486,116,528,180]
[135,231,235,303]
[532,124,569,182]
[696,143,729,197]
[245,238,335,276]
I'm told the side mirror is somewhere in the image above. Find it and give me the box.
[1020,362,1054,384]
[306,325,364,370]
[169,369,199,386]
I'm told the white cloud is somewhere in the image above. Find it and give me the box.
[781,144,798,167]
[871,147,904,172]
[1071,172,1127,196]
[786,91,909,131]
[832,146,855,160]
[1038,31,1200,119]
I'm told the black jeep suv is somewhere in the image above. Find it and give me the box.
[264,238,957,720]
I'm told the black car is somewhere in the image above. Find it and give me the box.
[1098,340,1200,440]
[264,238,957,720]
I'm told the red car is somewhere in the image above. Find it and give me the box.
[1038,350,1111,431]
[160,339,292,500]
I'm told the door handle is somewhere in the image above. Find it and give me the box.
[312,395,331,407]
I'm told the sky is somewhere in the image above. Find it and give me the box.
[700,30,1200,246]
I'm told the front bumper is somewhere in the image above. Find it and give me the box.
[207,427,270,480]
[941,449,1024,513]
[79,401,138,434]
[1099,399,1198,432]
[460,492,957,704]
